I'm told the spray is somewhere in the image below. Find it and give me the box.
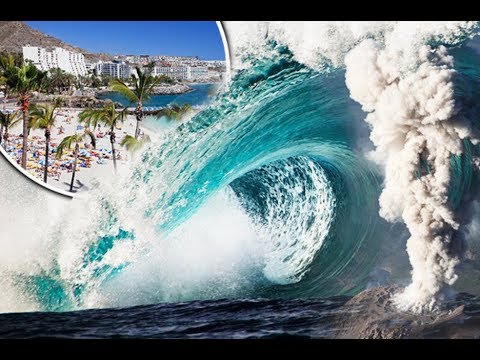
[345,39,477,312]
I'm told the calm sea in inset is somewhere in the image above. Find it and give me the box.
[97,83,219,108]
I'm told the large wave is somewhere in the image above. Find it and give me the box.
[1,21,480,313]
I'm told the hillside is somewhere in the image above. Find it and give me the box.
[0,21,111,62]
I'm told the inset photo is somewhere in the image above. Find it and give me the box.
[0,21,227,193]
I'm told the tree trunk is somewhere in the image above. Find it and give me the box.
[134,102,143,139]
[43,129,50,183]
[4,128,8,146]
[20,95,29,169]
[70,143,79,192]
[3,86,8,111]
[0,123,3,146]
[110,127,117,173]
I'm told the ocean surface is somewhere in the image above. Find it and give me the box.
[2,290,480,338]
[1,23,480,338]
[0,297,347,338]
[97,83,218,109]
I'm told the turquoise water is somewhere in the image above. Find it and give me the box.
[97,83,219,108]
[21,37,480,312]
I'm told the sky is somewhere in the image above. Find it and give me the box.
[26,21,226,60]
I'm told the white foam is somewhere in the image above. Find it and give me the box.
[224,21,479,312]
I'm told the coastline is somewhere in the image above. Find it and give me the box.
[0,81,220,193]
[97,82,194,96]
[1,104,150,193]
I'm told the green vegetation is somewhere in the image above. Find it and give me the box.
[0,50,195,182]
[120,134,151,154]
[46,67,76,95]
[157,74,174,84]
[79,103,127,172]
[0,110,21,146]
[56,130,96,192]
[0,52,23,68]
[110,66,163,139]
[29,104,58,183]
[4,62,46,168]
[0,54,16,101]
[155,103,193,121]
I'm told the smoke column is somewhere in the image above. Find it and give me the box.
[224,21,479,312]
[345,39,475,312]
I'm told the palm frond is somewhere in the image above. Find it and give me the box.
[120,134,151,153]
[84,129,97,149]
[79,107,103,129]
[110,78,138,103]
[154,107,177,120]
[5,63,43,96]
[29,104,57,130]
[0,111,21,129]
[79,103,126,130]
[154,103,193,121]
[0,54,15,73]
[56,135,76,158]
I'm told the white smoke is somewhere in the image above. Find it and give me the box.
[223,21,479,312]
[0,21,478,314]
[345,40,476,312]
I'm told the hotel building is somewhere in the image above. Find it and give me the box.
[22,46,87,76]
[95,61,131,79]
[154,65,209,81]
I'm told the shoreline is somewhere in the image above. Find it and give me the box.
[0,81,219,193]
[97,82,194,96]
[1,107,149,193]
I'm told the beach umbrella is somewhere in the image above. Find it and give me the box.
[38,158,53,166]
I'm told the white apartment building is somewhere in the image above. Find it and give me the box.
[189,66,208,79]
[154,65,209,81]
[154,66,189,80]
[95,61,131,79]
[23,46,87,76]
[85,62,97,73]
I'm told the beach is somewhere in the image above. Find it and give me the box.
[1,105,150,193]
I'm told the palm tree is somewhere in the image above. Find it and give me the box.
[5,63,45,169]
[90,75,101,89]
[0,53,16,74]
[0,54,16,111]
[155,103,193,122]
[48,67,74,95]
[0,110,21,146]
[79,103,126,172]
[110,66,162,139]
[56,131,96,192]
[29,104,57,183]
[120,134,151,154]
[54,97,65,110]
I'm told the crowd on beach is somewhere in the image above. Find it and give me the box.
[1,108,137,185]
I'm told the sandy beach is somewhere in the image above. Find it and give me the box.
[1,105,151,193]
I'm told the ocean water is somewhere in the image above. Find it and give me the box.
[1,22,480,338]
[0,297,348,338]
[97,83,219,108]
[2,290,480,338]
